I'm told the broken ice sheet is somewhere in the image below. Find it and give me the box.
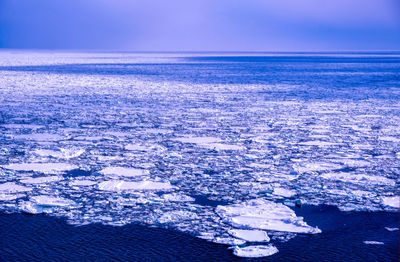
[97,180,175,191]
[1,163,78,174]
[99,166,149,177]
[233,245,279,258]
[381,196,400,208]
[0,182,31,193]
[20,195,77,214]
[20,176,62,184]
[34,148,85,159]
[228,229,270,242]
[216,199,321,234]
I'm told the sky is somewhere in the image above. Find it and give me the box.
[0,0,399,51]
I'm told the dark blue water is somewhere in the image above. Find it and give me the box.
[1,206,398,261]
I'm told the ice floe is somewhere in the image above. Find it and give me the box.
[125,144,148,151]
[228,229,270,242]
[1,163,78,174]
[98,180,175,191]
[99,166,149,177]
[162,193,195,202]
[216,199,321,234]
[233,245,279,258]
[212,237,246,246]
[273,187,296,198]
[381,196,399,208]
[157,211,199,223]
[0,182,31,193]
[20,195,77,214]
[363,241,384,245]
[34,148,85,159]
[321,173,395,186]
[69,180,97,186]
[385,227,399,231]
[20,176,62,184]
[294,162,343,173]
[12,133,65,142]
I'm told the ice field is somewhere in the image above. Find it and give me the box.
[0,51,399,258]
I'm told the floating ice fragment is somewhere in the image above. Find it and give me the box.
[216,199,321,234]
[20,176,62,184]
[99,167,149,177]
[98,180,175,191]
[157,211,199,223]
[31,195,75,207]
[125,144,148,151]
[233,245,279,258]
[69,180,97,186]
[299,141,337,147]
[385,227,399,231]
[379,136,400,143]
[162,193,195,202]
[273,187,296,198]
[0,193,24,201]
[0,182,32,193]
[294,162,342,173]
[363,241,384,245]
[20,195,76,214]
[321,173,395,186]
[228,229,270,242]
[204,143,245,151]
[12,133,65,141]
[34,148,85,159]
[174,136,222,144]
[212,237,246,246]
[381,196,400,208]
[2,163,78,174]
[2,124,43,130]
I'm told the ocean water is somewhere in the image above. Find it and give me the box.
[0,51,399,260]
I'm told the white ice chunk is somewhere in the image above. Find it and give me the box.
[0,193,24,201]
[212,237,246,246]
[321,173,395,186]
[228,229,270,242]
[363,241,384,245]
[294,162,342,173]
[20,176,62,184]
[233,245,279,258]
[12,133,65,141]
[20,195,76,214]
[162,193,195,202]
[98,180,175,191]
[34,148,85,159]
[31,195,75,207]
[204,143,245,151]
[379,136,400,143]
[125,144,148,151]
[2,163,78,174]
[157,210,199,223]
[216,199,321,234]
[299,141,337,147]
[69,180,97,186]
[385,227,399,231]
[381,196,400,208]
[99,166,149,177]
[174,136,222,144]
[0,182,32,193]
[273,187,296,198]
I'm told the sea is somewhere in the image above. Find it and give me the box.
[0,51,399,261]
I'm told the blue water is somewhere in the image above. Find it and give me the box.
[0,206,398,261]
